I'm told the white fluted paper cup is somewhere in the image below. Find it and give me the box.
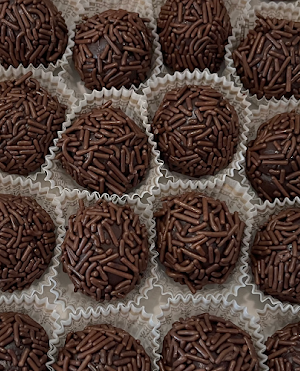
[142,70,251,188]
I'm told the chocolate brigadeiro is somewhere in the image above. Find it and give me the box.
[61,199,149,301]
[0,194,56,292]
[151,85,239,178]
[56,101,151,196]
[0,0,68,68]
[0,71,66,176]
[53,324,151,371]
[160,313,259,371]
[73,9,153,91]
[0,312,49,371]
[155,192,245,294]
[251,208,300,304]
[158,0,232,73]
[265,322,300,371]
[233,15,300,100]
[246,112,300,203]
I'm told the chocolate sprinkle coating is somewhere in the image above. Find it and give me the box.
[61,199,149,302]
[159,313,259,371]
[0,0,68,69]
[73,9,153,91]
[251,208,300,304]
[53,324,151,371]
[0,312,49,371]
[56,101,151,196]
[246,112,300,202]
[0,193,56,292]
[265,321,300,371]
[0,71,66,176]
[233,15,300,100]
[158,0,232,73]
[155,192,245,293]
[151,85,239,178]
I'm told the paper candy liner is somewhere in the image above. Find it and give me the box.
[157,295,268,371]
[148,176,255,301]
[50,188,158,313]
[59,0,163,97]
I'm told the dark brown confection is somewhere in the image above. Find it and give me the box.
[155,192,245,293]
[56,101,151,196]
[0,71,66,176]
[158,0,232,73]
[61,199,149,301]
[159,313,259,371]
[53,324,151,371]
[0,0,68,68]
[265,322,300,371]
[251,208,300,304]
[246,112,300,203]
[151,85,239,178]
[73,9,153,91]
[0,312,49,371]
[0,194,56,292]
[233,15,300,100]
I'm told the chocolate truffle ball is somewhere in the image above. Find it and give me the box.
[0,71,66,175]
[61,199,149,301]
[0,312,49,371]
[56,101,151,195]
[0,0,68,68]
[233,15,300,100]
[251,208,300,304]
[265,322,300,371]
[73,9,153,91]
[53,324,151,371]
[160,313,259,371]
[0,194,56,292]
[246,112,300,202]
[158,0,232,73]
[155,192,245,293]
[151,85,239,178]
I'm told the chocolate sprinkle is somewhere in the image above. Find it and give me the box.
[233,15,300,100]
[155,192,245,294]
[266,321,300,371]
[61,199,149,302]
[0,312,49,371]
[56,101,151,196]
[158,0,232,73]
[0,71,66,176]
[151,85,239,178]
[159,313,259,371]
[0,0,68,68]
[251,208,300,304]
[73,9,153,91]
[53,323,151,371]
[246,112,300,202]
[0,193,56,292]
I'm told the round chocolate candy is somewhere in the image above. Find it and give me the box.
[61,199,149,301]
[251,208,300,304]
[246,112,300,202]
[0,312,49,371]
[0,0,68,68]
[265,322,300,371]
[160,313,259,371]
[158,0,232,73]
[151,85,239,178]
[56,101,151,196]
[233,15,300,100]
[0,71,66,176]
[155,192,245,293]
[73,9,153,91]
[53,324,151,371]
